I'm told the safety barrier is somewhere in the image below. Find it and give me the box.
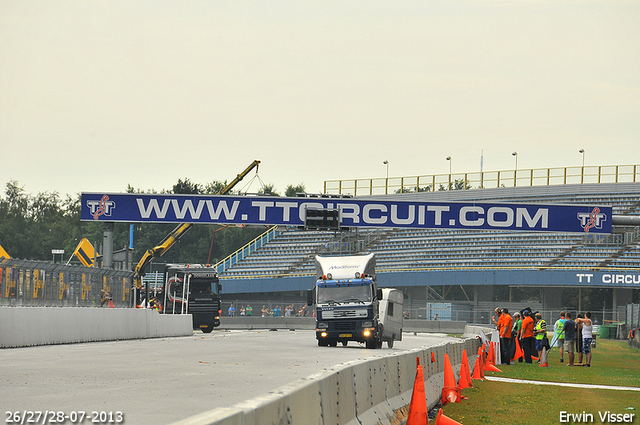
[217,316,469,334]
[0,307,192,348]
[170,328,483,425]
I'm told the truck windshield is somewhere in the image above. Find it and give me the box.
[189,278,217,295]
[317,280,372,304]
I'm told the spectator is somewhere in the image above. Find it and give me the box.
[261,305,268,317]
[499,308,513,365]
[576,312,593,367]
[511,312,523,362]
[491,308,503,331]
[273,305,281,317]
[576,313,584,364]
[554,311,567,363]
[240,306,246,316]
[562,312,576,366]
[100,289,112,307]
[228,303,236,317]
[534,313,547,361]
[246,304,253,316]
[520,310,535,363]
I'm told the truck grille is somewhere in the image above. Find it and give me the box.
[322,309,368,319]
[329,321,358,331]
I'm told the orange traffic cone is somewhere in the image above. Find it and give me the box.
[406,357,429,425]
[431,352,436,363]
[109,300,114,308]
[484,343,502,372]
[539,347,548,367]
[511,338,524,362]
[441,353,461,405]
[484,362,502,372]
[434,408,463,425]
[486,342,496,365]
[459,349,472,390]
[471,351,483,380]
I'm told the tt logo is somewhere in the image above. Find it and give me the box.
[577,207,606,232]
[87,195,116,219]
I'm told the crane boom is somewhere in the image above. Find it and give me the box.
[132,160,260,286]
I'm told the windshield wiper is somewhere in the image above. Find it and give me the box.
[322,299,341,305]
[342,298,366,304]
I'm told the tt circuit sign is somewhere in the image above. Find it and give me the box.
[80,193,612,234]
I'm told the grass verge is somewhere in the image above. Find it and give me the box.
[440,339,640,425]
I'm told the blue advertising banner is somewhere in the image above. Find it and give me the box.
[80,193,612,234]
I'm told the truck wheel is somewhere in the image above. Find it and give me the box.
[341,341,348,347]
[202,325,213,333]
[366,339,376,349]
[387,340,394,349]
[329,340,338,347]
[318,339,329,346]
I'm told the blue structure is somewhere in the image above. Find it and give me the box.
[216,183,640,322]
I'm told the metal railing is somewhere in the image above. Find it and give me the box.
[324,164,640,195]
[213,225,281,274]
[0,258,134,307]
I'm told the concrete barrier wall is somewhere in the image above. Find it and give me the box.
[218,317,469,334]
[171,329,484,425]
[0,307,193,348]
[0,309,472,348]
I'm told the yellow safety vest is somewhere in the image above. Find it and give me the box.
[535,320,547,340]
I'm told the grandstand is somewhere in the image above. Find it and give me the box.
[218,182,640,278]
[217,182,640,323]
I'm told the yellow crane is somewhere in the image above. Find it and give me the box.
[132,160,261,287]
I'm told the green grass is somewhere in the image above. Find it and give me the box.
[441,339,640,425]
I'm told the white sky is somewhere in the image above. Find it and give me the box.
[1,1,639,197]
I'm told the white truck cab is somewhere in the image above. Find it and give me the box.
[308,253,403,349]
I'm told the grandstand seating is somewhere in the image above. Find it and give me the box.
[218,183,640,279]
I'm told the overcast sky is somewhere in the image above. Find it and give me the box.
[1,1,639,197]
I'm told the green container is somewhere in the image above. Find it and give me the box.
[599,325,609,339]
[600,324,617,339]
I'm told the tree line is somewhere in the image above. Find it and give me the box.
[0,179,305,271]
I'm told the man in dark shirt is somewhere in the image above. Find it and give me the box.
[562,312,576,366]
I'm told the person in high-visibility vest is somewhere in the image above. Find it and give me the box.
[534,313,547,361]
[554,311,567,363]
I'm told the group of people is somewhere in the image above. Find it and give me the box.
[553,310,593,367]
[227,303,253,316]
[227,303,311,318]
[492,307,594,367]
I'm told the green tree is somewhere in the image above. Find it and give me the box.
[257,183,279,196]
[173,178,202,194]
[285,184,306,197]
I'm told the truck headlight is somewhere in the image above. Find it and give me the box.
[362,321,373,328]
[317,322,328,329]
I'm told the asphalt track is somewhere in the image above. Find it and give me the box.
[1,330,458,425]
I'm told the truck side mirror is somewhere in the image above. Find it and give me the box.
[376,288,383,300]
[217,283,223,292]
[307,289,315,306]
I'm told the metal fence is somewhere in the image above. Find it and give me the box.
[324,164,640,195]
[0,258,134,308]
